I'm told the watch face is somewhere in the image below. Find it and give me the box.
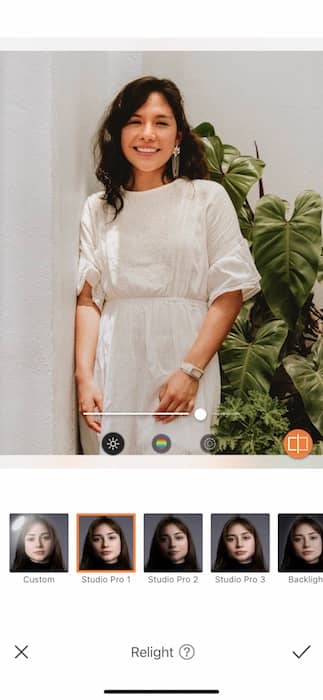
[191,368,200,379]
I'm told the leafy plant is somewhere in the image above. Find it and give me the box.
[194,122,323,453]
[211,392,290,455]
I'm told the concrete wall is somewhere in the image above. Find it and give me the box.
[0,52,143,453]
[1,51,322,453]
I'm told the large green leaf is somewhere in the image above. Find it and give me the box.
[318,248,323,283]
[222,144,241,170]
[193,122,215,137]
[201,136,223,177]
[283,337,323,436]
[223,156,265,213]
[238,202,254,244]
[253,191,322,329]
[197,128,265,213]
[220,307,288,396]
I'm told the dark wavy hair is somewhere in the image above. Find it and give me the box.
[12,516,66,572]
[145,515,200,572]
[94,76,209,218]
[80,516,131,570]
[213,516,267,572]
[280,516,323,572]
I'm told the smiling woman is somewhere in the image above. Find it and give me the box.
[75,75,261,455]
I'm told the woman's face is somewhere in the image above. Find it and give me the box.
[24,522,53,563]
[91,524,121,564]
[120,91,180,185]
[225,523,256,564]
[158,523,188,564]
[292,523,323,564]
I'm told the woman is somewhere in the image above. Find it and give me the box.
[145,515,200,572]
[80,516,132,570]
[213,516,267,572]
[11,516,66,572]
[76,76,260,455]
[279,516,323,572]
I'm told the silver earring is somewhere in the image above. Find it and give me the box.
[172,144,180,179]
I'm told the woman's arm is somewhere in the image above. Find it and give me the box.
[75,281,103,433]
[154,290,242,423]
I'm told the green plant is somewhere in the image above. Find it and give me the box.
[194,122,323,452]
[211,392,290,455]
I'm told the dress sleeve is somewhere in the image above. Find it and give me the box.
[206,185,261,307]
[77,197,105,311]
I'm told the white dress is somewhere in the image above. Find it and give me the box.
[77,178,260,455]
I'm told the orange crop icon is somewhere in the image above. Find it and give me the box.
[283,429,313,459]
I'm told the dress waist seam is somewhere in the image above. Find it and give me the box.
[103,296,207,307]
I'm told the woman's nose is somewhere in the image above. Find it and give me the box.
[141,123,155,139]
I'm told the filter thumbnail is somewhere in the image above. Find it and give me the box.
[278,514,323,572]
[10,514,68,572]
[144,513,202,572]
[211,514,269,572]
[78,514,135,571]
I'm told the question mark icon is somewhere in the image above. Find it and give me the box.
[179,644,195,660]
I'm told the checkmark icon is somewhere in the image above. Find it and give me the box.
[292,645,311,659]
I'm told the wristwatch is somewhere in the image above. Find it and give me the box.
[180,362,205,380]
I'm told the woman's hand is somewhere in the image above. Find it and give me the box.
[77,376,103,433]
[154,369,199,423]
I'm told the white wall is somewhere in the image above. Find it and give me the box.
[0,51,143,453]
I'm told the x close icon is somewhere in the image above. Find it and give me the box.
[14,644,29,659]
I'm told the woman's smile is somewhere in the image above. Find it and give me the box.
[121,91,180,188]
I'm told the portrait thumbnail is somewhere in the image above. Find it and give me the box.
[77,514,135,571]
[144,513,202,572]
[10,514,68,572]
[278,514,323,572]
[211,514,269,572]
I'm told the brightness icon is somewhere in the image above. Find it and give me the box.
[102,432,125,455]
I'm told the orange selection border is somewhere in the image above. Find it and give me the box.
[76,513,136,573]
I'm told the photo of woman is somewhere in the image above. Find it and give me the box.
[75,75,260,455]
[279,515,323,572]
[10,514,67,572]
[145,514,201,572]
[212,515,268,572]
[79,515,133,571]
